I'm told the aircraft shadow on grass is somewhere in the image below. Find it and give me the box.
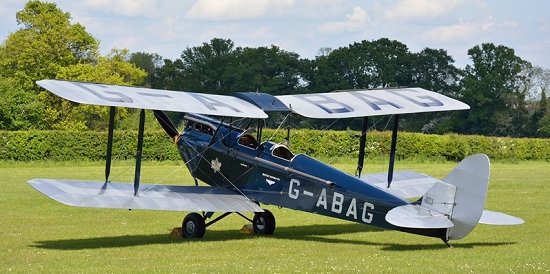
[31,223,516,251]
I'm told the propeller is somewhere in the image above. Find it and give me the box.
[153,110,179,142]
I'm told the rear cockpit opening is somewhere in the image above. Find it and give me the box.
[271,144,294,160]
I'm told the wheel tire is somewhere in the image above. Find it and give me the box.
[182,213,206,238]
[253,210,276,235]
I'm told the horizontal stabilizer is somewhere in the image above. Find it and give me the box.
[361,171,441,199]
[385,204,454,229]
[28,179,263,212]
[479,210,524,225]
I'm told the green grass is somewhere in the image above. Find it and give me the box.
[1,160,549,273]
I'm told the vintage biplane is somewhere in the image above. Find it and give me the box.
[29,80,523,246]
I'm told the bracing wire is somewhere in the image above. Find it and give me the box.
[141,116,254,200]
[266,112,292,143]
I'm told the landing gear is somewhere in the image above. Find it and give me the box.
[182,212,206,238]
[441,237,453,248]
[253,210,276,235]
[180,209,276,238]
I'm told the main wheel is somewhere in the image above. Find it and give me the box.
[253,210,276,235]
[182,213,206,238]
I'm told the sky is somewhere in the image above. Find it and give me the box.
[1,0,549,68]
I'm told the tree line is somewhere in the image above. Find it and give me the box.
[1,1,549,137]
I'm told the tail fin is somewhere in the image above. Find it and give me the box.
[442,153,490,240]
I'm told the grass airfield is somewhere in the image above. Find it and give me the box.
[1,159,548,273]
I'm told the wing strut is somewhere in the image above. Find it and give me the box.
[134,109,145,196]
[355,116,368,177]
[105,106,116,183]
[256,119,264,143]
[387,114,399,188]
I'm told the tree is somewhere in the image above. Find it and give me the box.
[519,66,550,136]
[229,45,303,95]
[153,39,305,96]
[0,1,99,130]
[538,113,550,137]
[180,38,238,94]
[534,90,549,136]
[150,58,186,90]
[0,0,98,90]
[405,48,462,132]
[0,2,150,131]
[305,46,358,92]
[129,52,163,87]
[455,43,531,136]
[52,49,147,130]
[0,77,45,130]
[304,39,424,130]
[411,48,461,96]
[58,49,146,85]
[304,38,413,93]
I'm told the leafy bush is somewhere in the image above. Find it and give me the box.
[1,129,549,162]
[0,130,179,161]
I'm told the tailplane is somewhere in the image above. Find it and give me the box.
[386,154,523,241]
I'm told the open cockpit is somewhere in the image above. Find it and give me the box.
[182,113,296,163]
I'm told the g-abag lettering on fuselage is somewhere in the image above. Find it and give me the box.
[288,178,374,224]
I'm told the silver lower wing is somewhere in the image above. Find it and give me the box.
[28,179,263,212]
[360,171,442,199]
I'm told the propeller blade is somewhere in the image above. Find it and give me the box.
[153,110,179,140]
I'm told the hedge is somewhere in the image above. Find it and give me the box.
[0,130,180,161]
[1,129,549,162]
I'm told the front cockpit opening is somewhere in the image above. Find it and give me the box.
[238,134,259,149]
[182,115,219,144]
[185,119,215,136]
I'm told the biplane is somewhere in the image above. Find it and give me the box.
[29,80,523,246]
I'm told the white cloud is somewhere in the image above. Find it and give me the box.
[186,0,296,20]
[423,22,480,43]
[385,0,464,20]
[83,0,161,17]
[0,4,7,15]
[317,6,368,33]
[109,36,144,51]
[0,0,28,40]
[0,0,25,15]
[422,18,519,43]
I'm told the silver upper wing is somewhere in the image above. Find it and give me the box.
[28,179,263,212]
[276,88,469,118]
[37,80,268,118]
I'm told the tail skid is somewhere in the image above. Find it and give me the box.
[386,154,523,241]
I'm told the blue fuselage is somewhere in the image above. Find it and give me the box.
[177,114,409,231]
